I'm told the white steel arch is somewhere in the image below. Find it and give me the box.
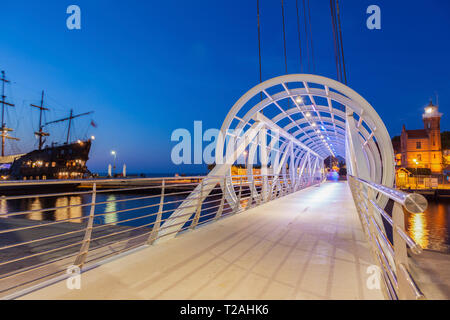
[158,74,395,241]
[215,74,394,185]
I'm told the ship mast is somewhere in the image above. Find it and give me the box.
[30,90,50,150]
[0,71,19,157]
[44,109,93,144]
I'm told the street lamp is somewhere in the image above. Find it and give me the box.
[111,150,117,176]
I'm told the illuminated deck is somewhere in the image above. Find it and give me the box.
[19,182,384,300]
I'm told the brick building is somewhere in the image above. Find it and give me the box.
[396,101,443,174]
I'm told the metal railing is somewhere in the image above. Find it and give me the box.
[396,174,450,190]
[0,173,322,298]
[348,175,428,300]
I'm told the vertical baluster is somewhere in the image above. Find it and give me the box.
[74,183,97,268]
[249,175,256,208]
[148,179,165,244]
[215,177,226,220]
[191,179,204,229]
[392,201,410,299]
[234,176,243,213]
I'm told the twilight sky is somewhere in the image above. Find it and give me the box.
[0,0,449,174]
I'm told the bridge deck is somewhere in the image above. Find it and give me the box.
[20,182,384,300]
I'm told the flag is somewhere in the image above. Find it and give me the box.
[90,120,97,128]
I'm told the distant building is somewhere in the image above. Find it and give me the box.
[396,101,443,174]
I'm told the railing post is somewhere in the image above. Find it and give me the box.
[214,178,226,220]
[148,179,165,244]
[249,175,256,208]
[279,177,284,197]
[255,175,262,205]
[392,201,413,299]
[191,179,204,229]
[234,176,243,213]
[73,183,97,268]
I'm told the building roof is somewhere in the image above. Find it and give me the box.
[406,129,429,139]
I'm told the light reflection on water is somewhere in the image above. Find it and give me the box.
[28,198,43,221]
[408,212,428,249]
[104,194,118,225]
[405,200,450,253]
[1,192,188,229]
[0,198,7,216]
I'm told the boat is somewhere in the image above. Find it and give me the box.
[0,70,95,181]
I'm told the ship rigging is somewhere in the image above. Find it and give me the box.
[0,71,96,180]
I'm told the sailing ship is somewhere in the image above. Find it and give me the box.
[0,71,95,181]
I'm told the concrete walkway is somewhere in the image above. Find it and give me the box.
[20,182,384,300]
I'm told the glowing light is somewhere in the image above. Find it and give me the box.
[311,122,317,127]
[111,151,116,156]
[408,212,429,249]
[305,112,311,117]
[295,96,303,104]
[91,136,95,140]
[425,107,433,114]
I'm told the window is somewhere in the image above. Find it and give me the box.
[416,141,421,149]
[417,154,422,161]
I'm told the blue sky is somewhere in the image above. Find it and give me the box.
[0,0,449,174]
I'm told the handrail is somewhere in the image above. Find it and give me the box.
[348,175,427,300]
[354,176,428,214]
[0,172,322,298]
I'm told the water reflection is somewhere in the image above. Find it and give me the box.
[0,197,7,217]
[408,212,429,249]
[69,197,83,223]
[28,198,43,221]
[405,200,450,253]
[103,194,118,225]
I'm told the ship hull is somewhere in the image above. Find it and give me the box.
[7,139,92,181]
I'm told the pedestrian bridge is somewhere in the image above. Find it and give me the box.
[17,182,383,300]
[0,74,430,300]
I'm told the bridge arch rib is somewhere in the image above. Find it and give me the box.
[158,74,395,241]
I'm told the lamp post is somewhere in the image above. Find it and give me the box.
[111,150,117,176]
[413,158,419,189]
